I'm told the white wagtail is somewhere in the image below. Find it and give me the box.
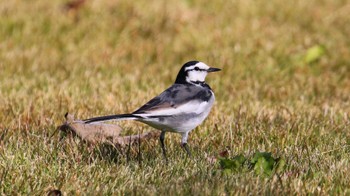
[84,61,221,159]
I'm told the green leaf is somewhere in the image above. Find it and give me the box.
[219,154,246,171]
[251,152,270,164]
[251,152,276,176]
[304,45,325,64]
[219,152,287,176]
[275,158,286,173]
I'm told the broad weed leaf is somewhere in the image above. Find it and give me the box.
[251,152,275,176]
[304,45,325,64]
[219,154,246,172]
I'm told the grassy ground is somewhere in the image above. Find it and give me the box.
[1,0,350,194]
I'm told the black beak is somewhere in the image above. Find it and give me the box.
[207,67,221,72]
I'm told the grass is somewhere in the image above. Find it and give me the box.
[0,0,350,194]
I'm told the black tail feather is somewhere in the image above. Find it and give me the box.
[83,113,139,124]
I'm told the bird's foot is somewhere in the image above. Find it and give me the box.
[181,143,192,158]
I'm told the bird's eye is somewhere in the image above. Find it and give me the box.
[194,67,199,71]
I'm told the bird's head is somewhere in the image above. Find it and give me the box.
[175,61,221,84]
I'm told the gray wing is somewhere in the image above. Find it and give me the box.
[132,83,212,115]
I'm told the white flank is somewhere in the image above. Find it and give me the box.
[135,100,208,117]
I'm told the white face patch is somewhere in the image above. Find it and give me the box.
[186,70,208,83]
[185,62,210,83]
[184,62,210,71]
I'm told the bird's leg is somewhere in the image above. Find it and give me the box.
[181,132,192,157]
[160,131,168,162]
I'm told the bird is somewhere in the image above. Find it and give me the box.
[83,61,221,160]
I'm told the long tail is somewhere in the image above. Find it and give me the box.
[83,113,142,124]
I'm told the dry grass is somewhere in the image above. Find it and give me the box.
[0,0,349,194]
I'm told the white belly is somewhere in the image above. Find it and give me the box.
[138,93,215,133]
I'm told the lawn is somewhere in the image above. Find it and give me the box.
[0,0,349,194]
